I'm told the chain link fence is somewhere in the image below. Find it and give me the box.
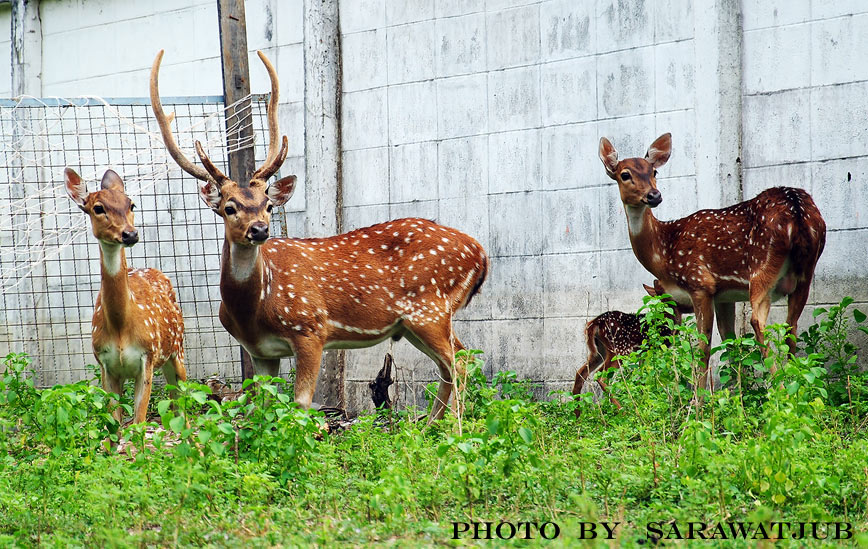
[0,94,293,386]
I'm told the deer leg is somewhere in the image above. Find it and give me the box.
[595,354,623,410]
[749,292,774,369]
[573,323,603,396]
[691,293,715,392]
[162,354,187,400]
[251,356,281,378]
[784,280,812,356]
[573,353,603,396]
[714,301,737,342]
[132,356,155,424]
[101,367,124,423]
[403,323,462,423]
[290,338,324,410]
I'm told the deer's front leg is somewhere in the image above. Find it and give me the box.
[251,356,281,378]
[691,292,715,392]
[101,367,124,423]
[132,354,155,424]
[291,336,324,410]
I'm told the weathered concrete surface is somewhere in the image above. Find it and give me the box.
[338,0,868,414]
[2,0,866,411]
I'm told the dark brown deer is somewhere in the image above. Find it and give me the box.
[598,133,826,392]
[150,50,488,422]
[572,281,691,415]
[65,168,186,424]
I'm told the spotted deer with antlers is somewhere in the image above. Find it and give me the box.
[598,133,826,392]
[150,50,488,422]
[65,168,186,424]
[572,280,692,416]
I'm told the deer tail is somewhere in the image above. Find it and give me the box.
[462,250,489,308]
[786,188,827,277]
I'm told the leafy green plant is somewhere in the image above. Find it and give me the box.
[802,297,868,421]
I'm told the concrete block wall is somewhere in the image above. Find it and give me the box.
[0,6,10,96]
[741,1,868,339]
[337,0,868,414]
[1,0,865,411]
[337,0,708,413]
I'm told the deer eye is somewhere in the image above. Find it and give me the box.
[93,205,105,215]
[620,172,632,181]
[266,203,273,213]
[224,205,237,216]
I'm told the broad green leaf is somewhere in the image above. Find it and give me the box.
[169,415,185,433]
[157,400,171,416]
[197,430,212,444]
[854,308,866,323]
[218,422,234,435]
[518,427,533,444]
[191,391,208,405]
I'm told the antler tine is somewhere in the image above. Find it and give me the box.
[195,141,230,185]
[149,50,215,184]
[251,50,288,182]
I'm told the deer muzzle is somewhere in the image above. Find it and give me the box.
[247,222,269,243]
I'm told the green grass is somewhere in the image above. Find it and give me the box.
[1,296,867,547]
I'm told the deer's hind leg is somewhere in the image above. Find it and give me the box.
[784,279,812,356]
[403,321,463,424]
[594,353,623,410]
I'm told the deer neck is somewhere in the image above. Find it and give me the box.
[223,239,264,281]
[221,239,265,305]
[624,204,668,277]
[98,241,131,332]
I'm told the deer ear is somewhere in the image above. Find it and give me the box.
[599,137,619,180]
[100,169,125,192]
[643,283,657,297]
[645,133,672,169]
[199,181,222,212]
[64,168,88,210]
[267,174,296,207]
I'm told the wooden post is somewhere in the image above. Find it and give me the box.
[217,0,257,381]
[11,0,42,97]
[304,0,346,410]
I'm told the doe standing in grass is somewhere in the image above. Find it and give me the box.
[65,168,186,424]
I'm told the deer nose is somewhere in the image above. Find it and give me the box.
[247,222,269,242]
[646,189,662,207]
[121,229,139,246]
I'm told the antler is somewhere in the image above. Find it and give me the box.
[150,50,227,185]
[250,50,288,183]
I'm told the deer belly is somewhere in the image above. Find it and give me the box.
[96,343,146,379]
[659,282,693,307]
[245,335,295,358]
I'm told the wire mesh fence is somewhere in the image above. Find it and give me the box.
[0,94,294,387]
